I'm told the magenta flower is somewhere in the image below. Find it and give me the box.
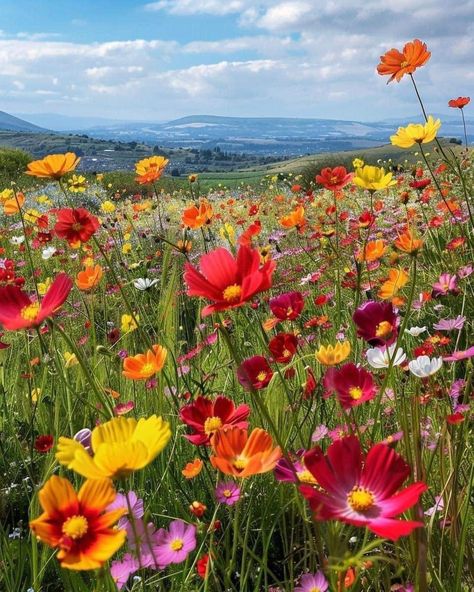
[237,355,273,390]
[269,291,304,320]
[353,301,398,346]
[443,346,474,362]
[295,571,329,592]
[433,315,466,331]
[215,481,241,505]
[431,273,459,298]
[153,520,197,567]
[274,449,318,485]
[330,363,376,409]
[111,554,140,590]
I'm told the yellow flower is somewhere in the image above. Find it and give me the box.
[56,415,171,479]
[219,223,235,245]
[0,189,14,202]
[38,278,52,296]
[352,158,364,169]
[64,352,79,368]
[378,268,409,300]
[31,388,41,403]
[96,173,104,182]
[353,165,397,192]
[121,314,138,333]
[390,116,441,149]
[122,242,132,254]
[101,200,116,213]
[316,341,351,366]
[36,194,52,206]
[24,209,42,224]
[68,174,87,193]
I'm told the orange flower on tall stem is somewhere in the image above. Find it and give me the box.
[279,205,305,229]
[29,476,126,570]
[378,268,409,300]
[377,39,430,83]
[76,264,103,291]
[135,156,169,185]
[394,228,423,254]
[357,239,386,262]
[26,153,80,179]
[122,344,167,380]
[182,199,213,229]
[210,427,281,478]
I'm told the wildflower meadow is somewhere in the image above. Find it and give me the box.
[0,39,473,592]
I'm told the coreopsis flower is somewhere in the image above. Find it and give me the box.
[215,482,241,505]
[210,427,281,478]
[391,116,441,148]
[182,459,204,479]
[279,205,305,229]
[26,152,80,179]
[301,436,427,540]
[0,273,72,331]
[408,355,443,377]
[68,174,87,193]
[316,341,351,366]
[357,239,386,262]
[295,571,329,592]
[237,355,274,390]
[182,199,213,229]
[378,268,409,300]
[269,291,304,320]
[353,301,398,346]
[377,39,431,83]
[75,264,103,291]
[29,476,126,570]
[330,363,376,409]
[135,155,169,184]
[448,96,470,109]
[269,332,298,363]
[184,245,275,317]
[315,166,353,191]
[122,344,167,380]
[54,208,100,246]
[56,415,171,479]
[366,343,406,369]
[153,520,196,567]
[179,395,250,446]
[353,165,397,192]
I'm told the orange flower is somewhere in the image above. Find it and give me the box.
[279,205,305,229]
[135,156,169,185]
[210,427,281,478]
[182,459,204,479]
[3,192,25,215]
[75,264,103,291]
[377,39,431,83]
[122,345,167,380]
[394,228,423,254]
[26,153,80,179]
[378,268,409,300]
[182,199,213,229]
[357,239,386,262]
[29,476,126,570]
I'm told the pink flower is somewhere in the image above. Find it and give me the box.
[330,363,376,409]
[269,291,305,320]
[215,482,241,506]
[443,346,474,362]
[153,520,197,567]
[295,571,329,592]
[431,273,459,298]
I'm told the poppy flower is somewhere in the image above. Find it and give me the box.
[134,156,169,184]
[76,264,103,291]
[237,355,274,390]
[179,395,250,446]
[316,166,353,191]
[269,291,304,320]
[26,153,80,179]
[448,97,470,109]
[301,436,427,540]
[29,476,126,570]
[210,426,281,478]
[353,301,398,347]
[377,39,431,83]
[330,363,376,409]
[182,199,213,229]
[269,332,298,363]
[122,345,167,380]
[0,273,72,331]
[54,208,100,246]
[184,245,275,317]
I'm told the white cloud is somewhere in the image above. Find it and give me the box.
[144,0,249,15]
[257,1,312,30]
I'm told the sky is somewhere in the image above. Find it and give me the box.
[0,0,473,122]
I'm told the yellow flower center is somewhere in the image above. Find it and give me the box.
[222,284,242,302]
[223,488,232,498]
[62,515,88,539]
[283,348,292,358]
[256,371,268,382]
[297,469,317,484]
[204,416,222,435]
[141,362,155,375]
[347,486,375,512]
[309,587,321,592]
[400,60,409,68]
[233,456,248,470]
[349,387,363,400]
[21,302,41,321]
[375,320,392,338]
[170,538,184,551]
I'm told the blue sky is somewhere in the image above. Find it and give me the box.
[0,0,473,122]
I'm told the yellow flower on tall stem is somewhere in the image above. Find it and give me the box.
[316,341,351,366]
[390,116,441,148]
[353,165,397,192]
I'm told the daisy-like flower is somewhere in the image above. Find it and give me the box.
[432,273,459,298]
[153,520,197,567]
[26,152,80,179]
[390,116,441,148]
[330,363,377,409]
[366,343,406,369]
[295,571,329,592]
[353,165,397,192]
[377,39,431,83]
[107,491,144,529]
[353,301,398,346]
[41,246,57,260]
[408,355,443,378]
[405,326,427,337]
[215,482,241,506]
[122,345,167,380]
[133,278,159,291]
[315,341,351,366]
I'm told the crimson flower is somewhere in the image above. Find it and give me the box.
[34,435,54,453]
[179,395,250,446]
[54,208,100,245]
[237,356,273,390]
[300,436,427,540]
[184,245,275,317]
[353,301,398,347]
[329,363,376,409]
[448,96,470,109]
[269,332,298,363]
[316,167,353,191]
[0,273,72,331]
[269,291,304,321]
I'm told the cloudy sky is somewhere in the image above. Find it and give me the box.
[1,0,473,122]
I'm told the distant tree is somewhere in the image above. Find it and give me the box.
[0,147,31,181]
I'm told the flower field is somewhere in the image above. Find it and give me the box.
[0,39,473,592]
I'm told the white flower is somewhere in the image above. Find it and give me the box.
[10,235,25,245]
[133,278,159,291]
[408,355,443,378]
[41,246,57,260]
[366,343,406,369]
[405,326,427,337]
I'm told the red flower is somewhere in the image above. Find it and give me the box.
[54,208,100,246]
[448,96,470,109]
[316,167,353,191]
[329,363,376,409]
[301,436,427,540]
[34,435,54,453]
[184,245,275,317]
[238,220,262,246]
[269,291,304,321]
[179,395,250,446]
[196,554,210,579]
[0,273,72,331]
[237,356,273,390]
[353,301,398,347]
[269,332,298,363]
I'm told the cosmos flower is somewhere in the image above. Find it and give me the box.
[431,274,459,298]
[107,491,144,530]
[366,344,406,369]
[133,278,159,291]
[76,264,103,291]
[274,449,318,485]
[315,166,353,191]
[443,346,474,362]
[54,208,100,246]
[152,521,197,568]
[135,155,169,184]
[215,482,241,506]
[182,459,204,479]
[448,97,470,109]
[408,356,443,378]
[330,363,376,409]
[353,301,398,347]
[394,229,424,254]
[269,332,298,363]
[377,39,431,83]
[405,326,427,337]
[433,316,465,331]
[353,165,397,192]
[391,116,441,148]
[122,345,167,380]
[182,199,213,229]
[279,205,305,229]
[237,355,274,390]
[269,291,305,320]
[26,153,80,179]
[295,571,329,592]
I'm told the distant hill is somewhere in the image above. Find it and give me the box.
[0,111,48,133]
